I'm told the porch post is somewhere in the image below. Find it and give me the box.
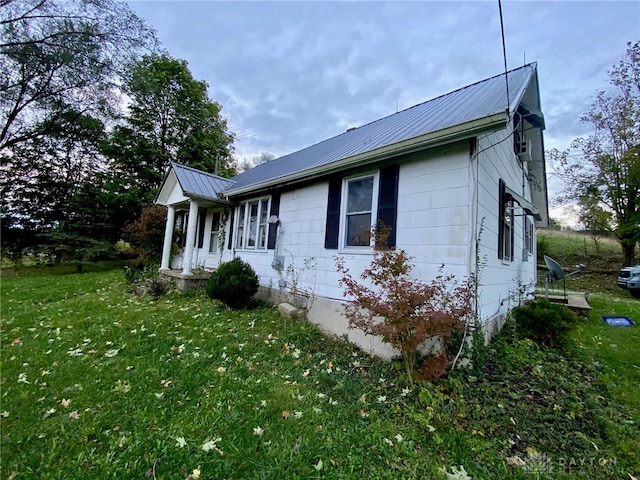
[182,199,199,275]
[160,205,176,270]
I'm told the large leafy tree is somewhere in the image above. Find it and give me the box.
[103,54,235,203]
[550,41,640,265]
[1,0,157,260]
[0,0,157,155]
[1,110,106,232]
[0,110,113,261]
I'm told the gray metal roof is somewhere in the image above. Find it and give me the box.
[172,162,235,200]
[227,64,538,194]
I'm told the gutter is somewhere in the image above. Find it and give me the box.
[224,111,508,198]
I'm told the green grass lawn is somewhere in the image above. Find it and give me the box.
[1,267,638,479]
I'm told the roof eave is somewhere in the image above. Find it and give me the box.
[184,192,234,205]
[225,111,508,197]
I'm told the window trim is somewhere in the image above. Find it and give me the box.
[524,216,534,258]
[325,165,398,251]
[498,179,515,262]
[234,197,271,251]
[339,172,379,251]
[208,211,222,254]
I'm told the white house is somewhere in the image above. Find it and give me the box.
[155,63,549,358]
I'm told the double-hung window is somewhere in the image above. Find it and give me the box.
[498,179,514,261]
[524,217,533,258]
[235,198,270,250]
[209,212,221,254]
[345,175,376,247]
[325,165,399,250]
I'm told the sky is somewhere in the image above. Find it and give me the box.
[127,0,639,222]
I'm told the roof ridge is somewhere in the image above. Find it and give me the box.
[345,63,537,134]
[171,162,236,183]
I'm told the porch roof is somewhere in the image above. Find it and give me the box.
[155,162,235,206]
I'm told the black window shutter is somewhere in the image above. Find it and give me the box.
[267,193,281,250]
[376,164,400,248]
[324,178,342,249]
[227,208,235,250]
[498,179,505,259]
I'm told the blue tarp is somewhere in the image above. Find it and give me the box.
[602,316,635,327]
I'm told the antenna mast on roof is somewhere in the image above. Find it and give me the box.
[498,0,510,117]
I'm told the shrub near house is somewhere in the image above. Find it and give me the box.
[206,257,259,309]
[512,298,580,350]
[336,229,474,385]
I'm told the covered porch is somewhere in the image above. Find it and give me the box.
[155,162,235,278]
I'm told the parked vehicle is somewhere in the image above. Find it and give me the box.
[617,265,640,298]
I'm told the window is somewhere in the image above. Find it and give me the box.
[524,217,533,257]
[209,212,221,254]
[325,165,399,250]
[345,175,375,247]
[502,198,513,260]
[498,179,514,261]
[234,198,270,250]
[258,199,269,249]
[174,211,188,247]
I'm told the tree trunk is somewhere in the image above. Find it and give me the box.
[621,239,637,266]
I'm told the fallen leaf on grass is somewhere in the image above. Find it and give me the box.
[201,438,223,454]
[68,410,79,420]
[506,456,526,467]
[282,411,290,419]
[186,468,201,480]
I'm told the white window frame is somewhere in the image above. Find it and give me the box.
[502,198,514,263]
[340,172,379,251]
[208,211,222,254]
[234,197,270,251]
[524,216,534,257]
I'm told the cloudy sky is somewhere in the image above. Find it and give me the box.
[127,0,638,213]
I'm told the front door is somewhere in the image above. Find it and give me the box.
[205,211,223,267]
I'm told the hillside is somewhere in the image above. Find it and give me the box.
[536,229,635,296]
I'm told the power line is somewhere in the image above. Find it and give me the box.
[498,0,510,117]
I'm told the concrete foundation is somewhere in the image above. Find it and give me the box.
[159,269,211,291]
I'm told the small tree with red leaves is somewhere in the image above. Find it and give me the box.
[122,204,167,264]
[335,229,474,385]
